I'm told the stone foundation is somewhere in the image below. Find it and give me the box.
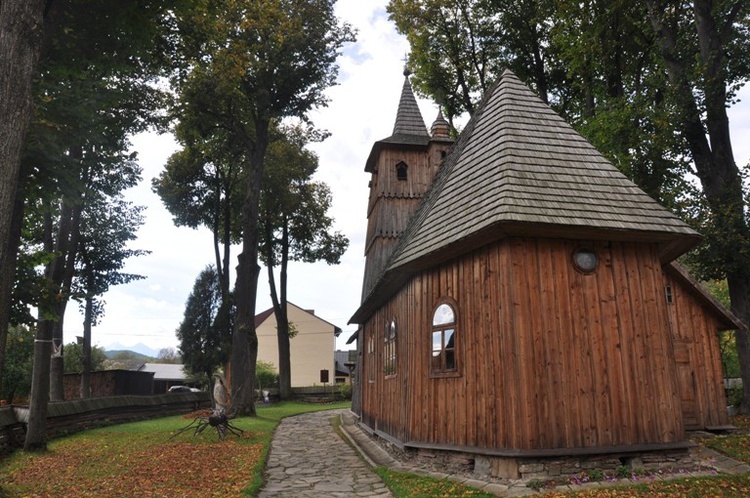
[403,445,699,482]
[473,450,695,480]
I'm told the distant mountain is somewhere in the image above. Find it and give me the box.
[103,350,153,361]
[105,342,161,358]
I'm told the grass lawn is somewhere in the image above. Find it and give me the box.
[533,415,750,497]
[375,467,497,497]
[374,416,750,498]
[4,408,750,498]
[0,401,349,498]
[537,475,750,497]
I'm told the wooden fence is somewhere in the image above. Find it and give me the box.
[1,386,351,456]
[1,392,210,455]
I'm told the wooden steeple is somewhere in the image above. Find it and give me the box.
[361,71,453,300]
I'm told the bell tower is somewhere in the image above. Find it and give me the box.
[361,70,454,299]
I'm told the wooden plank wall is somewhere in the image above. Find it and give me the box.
[363,147,434,297]
[368,146,434,211]
[361,238,692,451]
[664,273,729,428]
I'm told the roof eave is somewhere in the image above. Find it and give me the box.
[350,222,703,325]
[665,262,747,331]
[365,136,431,173]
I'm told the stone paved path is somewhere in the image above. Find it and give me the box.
[257,409,394,497]
[257,409,750,497]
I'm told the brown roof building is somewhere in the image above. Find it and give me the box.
[349,69,743,479]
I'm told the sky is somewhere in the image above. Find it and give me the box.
[63,0,750,353]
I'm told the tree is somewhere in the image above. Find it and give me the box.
[177,266,231,392]
[173,0,354,415]
[62,341,106,374]
[156,348,182,364]
[25,0,172,403]
[21,0,178,451]
[255,360,279,392]
[153,121,245,376]
[75,193,148,398]
[0,0,48,414]
[387,0,499,124]
[645,0,750,410]
[259,126,349,399]
[0,325,35,403]
[388,0,692,208]
[392,0,750,408]
[387,0,561,125]
[104,350,147,370]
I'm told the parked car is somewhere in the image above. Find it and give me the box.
[168,385,200,393]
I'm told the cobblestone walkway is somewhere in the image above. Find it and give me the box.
[257,409,750,497]
[257,409,394,497]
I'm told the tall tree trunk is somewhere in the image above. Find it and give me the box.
[48,326,65,400]
[646,0,750,410]
[0,0,47,400]
[24,205,55,450]
[230,124,269,416]
[25,318,53,450]
[26,196,78,448]
[81,288,93,399]
[267,218,292,399]
[212,174,232,373]
[231,249,259,416]
[0,192,25,399]
[49,198,82,401]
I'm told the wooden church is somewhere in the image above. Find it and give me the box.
[349,69,744,478]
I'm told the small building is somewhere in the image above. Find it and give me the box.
[256,302,342,387]
[138,363,187,394]
[349,69,745,478]
[63,370,155,399]
[334,350,356,384]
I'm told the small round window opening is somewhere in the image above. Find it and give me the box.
[573,249,598,273]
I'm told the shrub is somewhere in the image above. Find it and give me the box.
[615,465,631,478]
[587,468,605,481]
[335,383,352,400]
[256,361,279,390]
[526,479,545,491]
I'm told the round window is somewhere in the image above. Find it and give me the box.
[573,249,598,273]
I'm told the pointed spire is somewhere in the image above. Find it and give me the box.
[430,108,451,138]
[392,74,429,137]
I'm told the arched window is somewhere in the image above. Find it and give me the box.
[384,320,397,377]
[367,330,375,383]
[431,302,457,374]
[396,161,408,181]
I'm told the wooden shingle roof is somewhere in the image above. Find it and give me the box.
[351,70,702,323]
[365,75,430,173]
[392,74,430,137]
[389,70,700,269]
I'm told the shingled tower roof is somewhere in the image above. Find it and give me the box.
[392,74,429,137]
[365,74,430,172]
[352,69,701,323]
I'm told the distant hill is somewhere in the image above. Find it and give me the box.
[104,350,154,361]
[105,342,161,358]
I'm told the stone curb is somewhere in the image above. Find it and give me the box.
[337,411,530,496]
[338,410,401,469]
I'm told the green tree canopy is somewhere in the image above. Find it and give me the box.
[18,0,183,450]
[63,342,107,374]
[171,0,354,415]
[390,0,750,409]
[177,266,232,385]
[259,124,349,399]
[0,326,35,403]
